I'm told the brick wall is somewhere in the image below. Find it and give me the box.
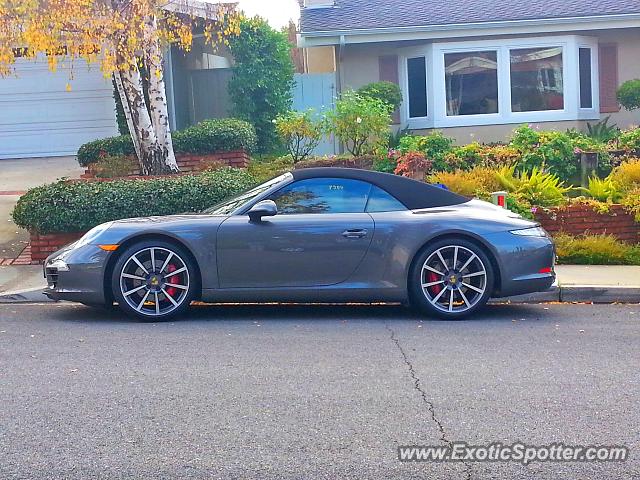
[535,204,640,244]
[81,150,250,179]
[30,232,85,263]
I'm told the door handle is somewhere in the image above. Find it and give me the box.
[342,229,368,239]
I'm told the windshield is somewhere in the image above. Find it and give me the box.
[201,173,292,215]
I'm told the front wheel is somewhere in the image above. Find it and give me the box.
[409,239,494,320]
[111,240,197,321]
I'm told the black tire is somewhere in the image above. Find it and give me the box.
[409,238,495,320]
[111,240,197,321]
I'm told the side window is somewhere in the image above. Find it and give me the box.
[366,185,407,213]
[269,178,372,214]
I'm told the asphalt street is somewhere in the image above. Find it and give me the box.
[0,303,638,479]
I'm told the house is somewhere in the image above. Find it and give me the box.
[0,0,235,160]
[298,0,640,143]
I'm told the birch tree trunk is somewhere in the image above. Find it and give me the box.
[114,63,178,175]
[145,15,178,172]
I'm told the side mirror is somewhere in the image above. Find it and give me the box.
[248,200,278,223]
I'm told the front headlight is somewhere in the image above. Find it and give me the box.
[510,226,548,237]
[75,222,113,249]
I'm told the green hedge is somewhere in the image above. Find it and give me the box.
[12,168,256,234]
[77,118,258,166]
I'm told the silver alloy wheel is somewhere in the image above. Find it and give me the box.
[119,247,190,317]
[420,245,487,314]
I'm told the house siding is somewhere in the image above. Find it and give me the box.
[337,28,640,143]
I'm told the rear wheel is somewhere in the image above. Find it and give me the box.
[111,240,196,321]
[409,239,494,320]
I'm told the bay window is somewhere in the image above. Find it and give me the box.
[407,56,428,118]
[445,51,499,116]
[510,47,564,112]
[400,35,599,129]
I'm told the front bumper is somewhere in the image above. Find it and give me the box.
[43,244,111,305]
[485,231,556,298]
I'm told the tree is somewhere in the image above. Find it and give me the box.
[0,0,239,175]
[228,17,295,154]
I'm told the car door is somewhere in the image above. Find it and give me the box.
[216,178,375,288]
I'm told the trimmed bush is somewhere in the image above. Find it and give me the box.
[554,233,640,265]
[617,79,640,112]
[12,168,256,234]
[77,118,258,166]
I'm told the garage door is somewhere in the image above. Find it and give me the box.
[0,58,118,160]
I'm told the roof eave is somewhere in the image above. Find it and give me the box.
[299,12,640,46]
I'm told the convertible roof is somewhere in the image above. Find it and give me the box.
[291,168,469,210]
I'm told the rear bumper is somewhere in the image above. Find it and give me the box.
[485,231,557,298]
[43,244,110,305]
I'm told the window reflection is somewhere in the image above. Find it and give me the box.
[269,178,372,214]
[510,47,564,112]
[445,51,499,116]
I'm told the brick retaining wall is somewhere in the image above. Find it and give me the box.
[81,150,250,179]
[30,232,85,263]
[535,203,640,244]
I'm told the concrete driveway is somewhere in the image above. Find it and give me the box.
[0,156,82,259]
[0,303,637,479]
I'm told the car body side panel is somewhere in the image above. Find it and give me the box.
[216,213,375,288]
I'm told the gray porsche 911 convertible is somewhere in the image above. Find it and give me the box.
[44,168,555,320]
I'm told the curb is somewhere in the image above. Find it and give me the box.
[560,286,640,304]
[2,287,640,305]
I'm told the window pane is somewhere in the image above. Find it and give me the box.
[579,48,593,109]
[445,51,498,116]
[510,47,564,112]
[407,57,428,118]
[366,185,406,213]
[269,178,371,214]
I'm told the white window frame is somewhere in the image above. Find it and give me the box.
[399,35,600,130]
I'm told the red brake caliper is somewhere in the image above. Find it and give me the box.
[166,264,178,298]
[427,272,442,295]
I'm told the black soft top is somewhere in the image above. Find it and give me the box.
[291,168,468,210]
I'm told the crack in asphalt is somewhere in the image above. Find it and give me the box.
[386,323,473,480]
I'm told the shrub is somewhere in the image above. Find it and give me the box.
[399,132,454,171]
[618,128,640,153]
[77,135,135,166]
[275,110,325,163]
[579,176,623,203]
[621,187,640,222]
[609,158,640,191]
[247,155,294,182]
[176,119,258,155]
[510,125,579,180]
[228,17,295,153]
[445,142,520,171]
[586,116,619,143]
[12,168,256,234]
[496,165,572,207]
[429,167,502,197]
[77,119,257,166]
[554,233,640,265]
[326,91,391,156]
[374,150,399,174]
[357,81,403,112]
[394,151,433,179]
[92,155,135,179]
[617,79,640,111]
[296,155,375,170]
